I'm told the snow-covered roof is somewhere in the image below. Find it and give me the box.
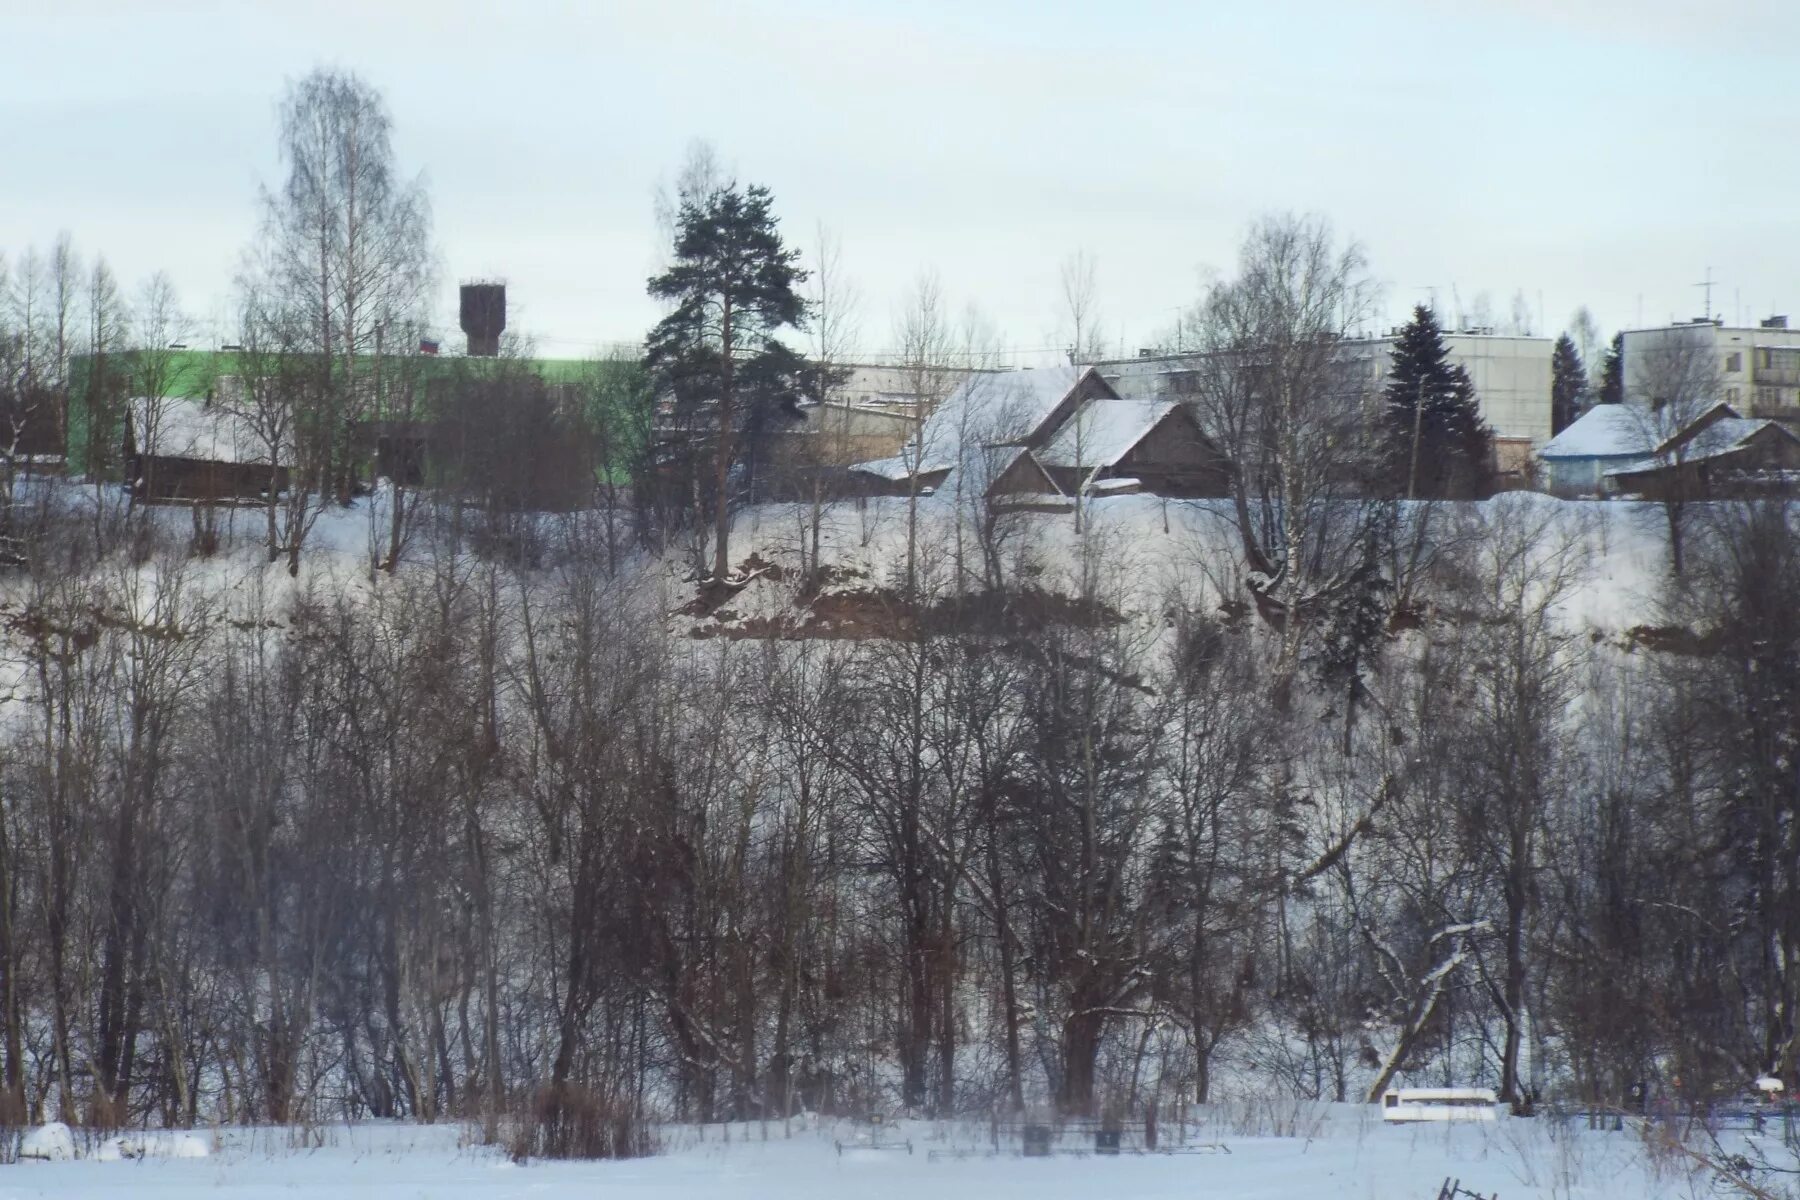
[1036,399,1177,468]
[1606,415,1794,477]
[1096,357,1189,401]
[1537,405,1654,459]
[853,365,1093,479]
[1086,476,1142,495]
[849,454,931,482]
[1674,416,1782,460]
[129,396,286,466]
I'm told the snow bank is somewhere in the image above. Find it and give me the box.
[0,1110,1725,1199]
[93,1130,212,1160]
[14,1123,211,1163]
[18,1121,76,1161]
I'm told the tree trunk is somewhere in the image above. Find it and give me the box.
[1059,1007,1104,1116]
[0,807,22,1122]
[713,300,735,582]
[987,834,1024,1113]
[937,892,956,1115]
[1500,865,1529,1105]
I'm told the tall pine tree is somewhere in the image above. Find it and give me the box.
[646,182,809,583]
[1595,331,1624,405]
[1384,305,1494,498]
[1550,333,1586,435]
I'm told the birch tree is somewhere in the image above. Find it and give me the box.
[253,67,432,535]
[1181,214,1378,690]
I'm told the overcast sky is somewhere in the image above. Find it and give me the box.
[6,0,1800,364]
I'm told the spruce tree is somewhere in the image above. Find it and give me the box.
[1596,332,1624,405]
[1550,333,1586,434]
[1383,304,1494,498]
[646,182,809,582]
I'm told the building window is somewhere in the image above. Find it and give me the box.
[1726,352,1742,373]
[1168,370,1200,395]
[1727,387,1740,404]
[1758,348,1774,370]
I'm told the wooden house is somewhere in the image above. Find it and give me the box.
[849,364,1227,502]
[1604,404,1800,499]
[848,365,1114,498]
[1032,398,1228,499]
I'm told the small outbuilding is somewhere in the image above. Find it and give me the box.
[125,396,289,503]
[1535,405,1653,496]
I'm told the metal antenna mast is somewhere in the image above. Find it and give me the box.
[1695,267,1715,320]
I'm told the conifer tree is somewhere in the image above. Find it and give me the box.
[646,182,809,582]
[1595,331,1624,405]
[1383,304,1493,497]
[1550,333,1586,435]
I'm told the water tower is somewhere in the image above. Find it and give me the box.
[459,282,506,357]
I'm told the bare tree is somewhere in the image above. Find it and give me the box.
[7,247,44,395]
[791,224,858,583]
[1665,501,1800,1088]
[253,67,432,529]
[1508,288,1534,337]
[123,272,189,514]
[1350,631,1487,1101]
[1043,270,1107,535]
[892,271,958,596]
[82,257,128,546]
[1012,537,1162,1114]
[46,235,79,461]
[0,247,55,538]
[364,315,432,574]
[1181,214,1379,689]
[1568,305,1603,390]
[1148,610,1280,1103]
[1624,328,1725,576]
[652,138,726,258]
[1443,496,1590,1105]
[231,274,316,572]
[1058,249,1106,365]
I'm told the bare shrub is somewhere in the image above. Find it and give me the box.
[499,1086,656,1162]
[1211,1093,1327,1139]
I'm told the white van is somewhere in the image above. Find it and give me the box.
[1381,1087,1499,1123]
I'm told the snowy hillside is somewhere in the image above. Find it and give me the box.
[693,491,1677,641]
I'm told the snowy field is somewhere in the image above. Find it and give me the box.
[0,1108,1730,1199]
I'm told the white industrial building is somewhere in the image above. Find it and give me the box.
[829,362,1002,420]
[1095,331,1554,476]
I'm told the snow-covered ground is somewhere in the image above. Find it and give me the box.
[15,483,1686,651]
[0,1108,1729,1199]
[715,491,1679,640]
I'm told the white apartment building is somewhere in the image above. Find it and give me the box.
[1620,317,1800,416]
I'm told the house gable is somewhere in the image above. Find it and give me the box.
[988,449,1060,497]
[1021,367,1121,453]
